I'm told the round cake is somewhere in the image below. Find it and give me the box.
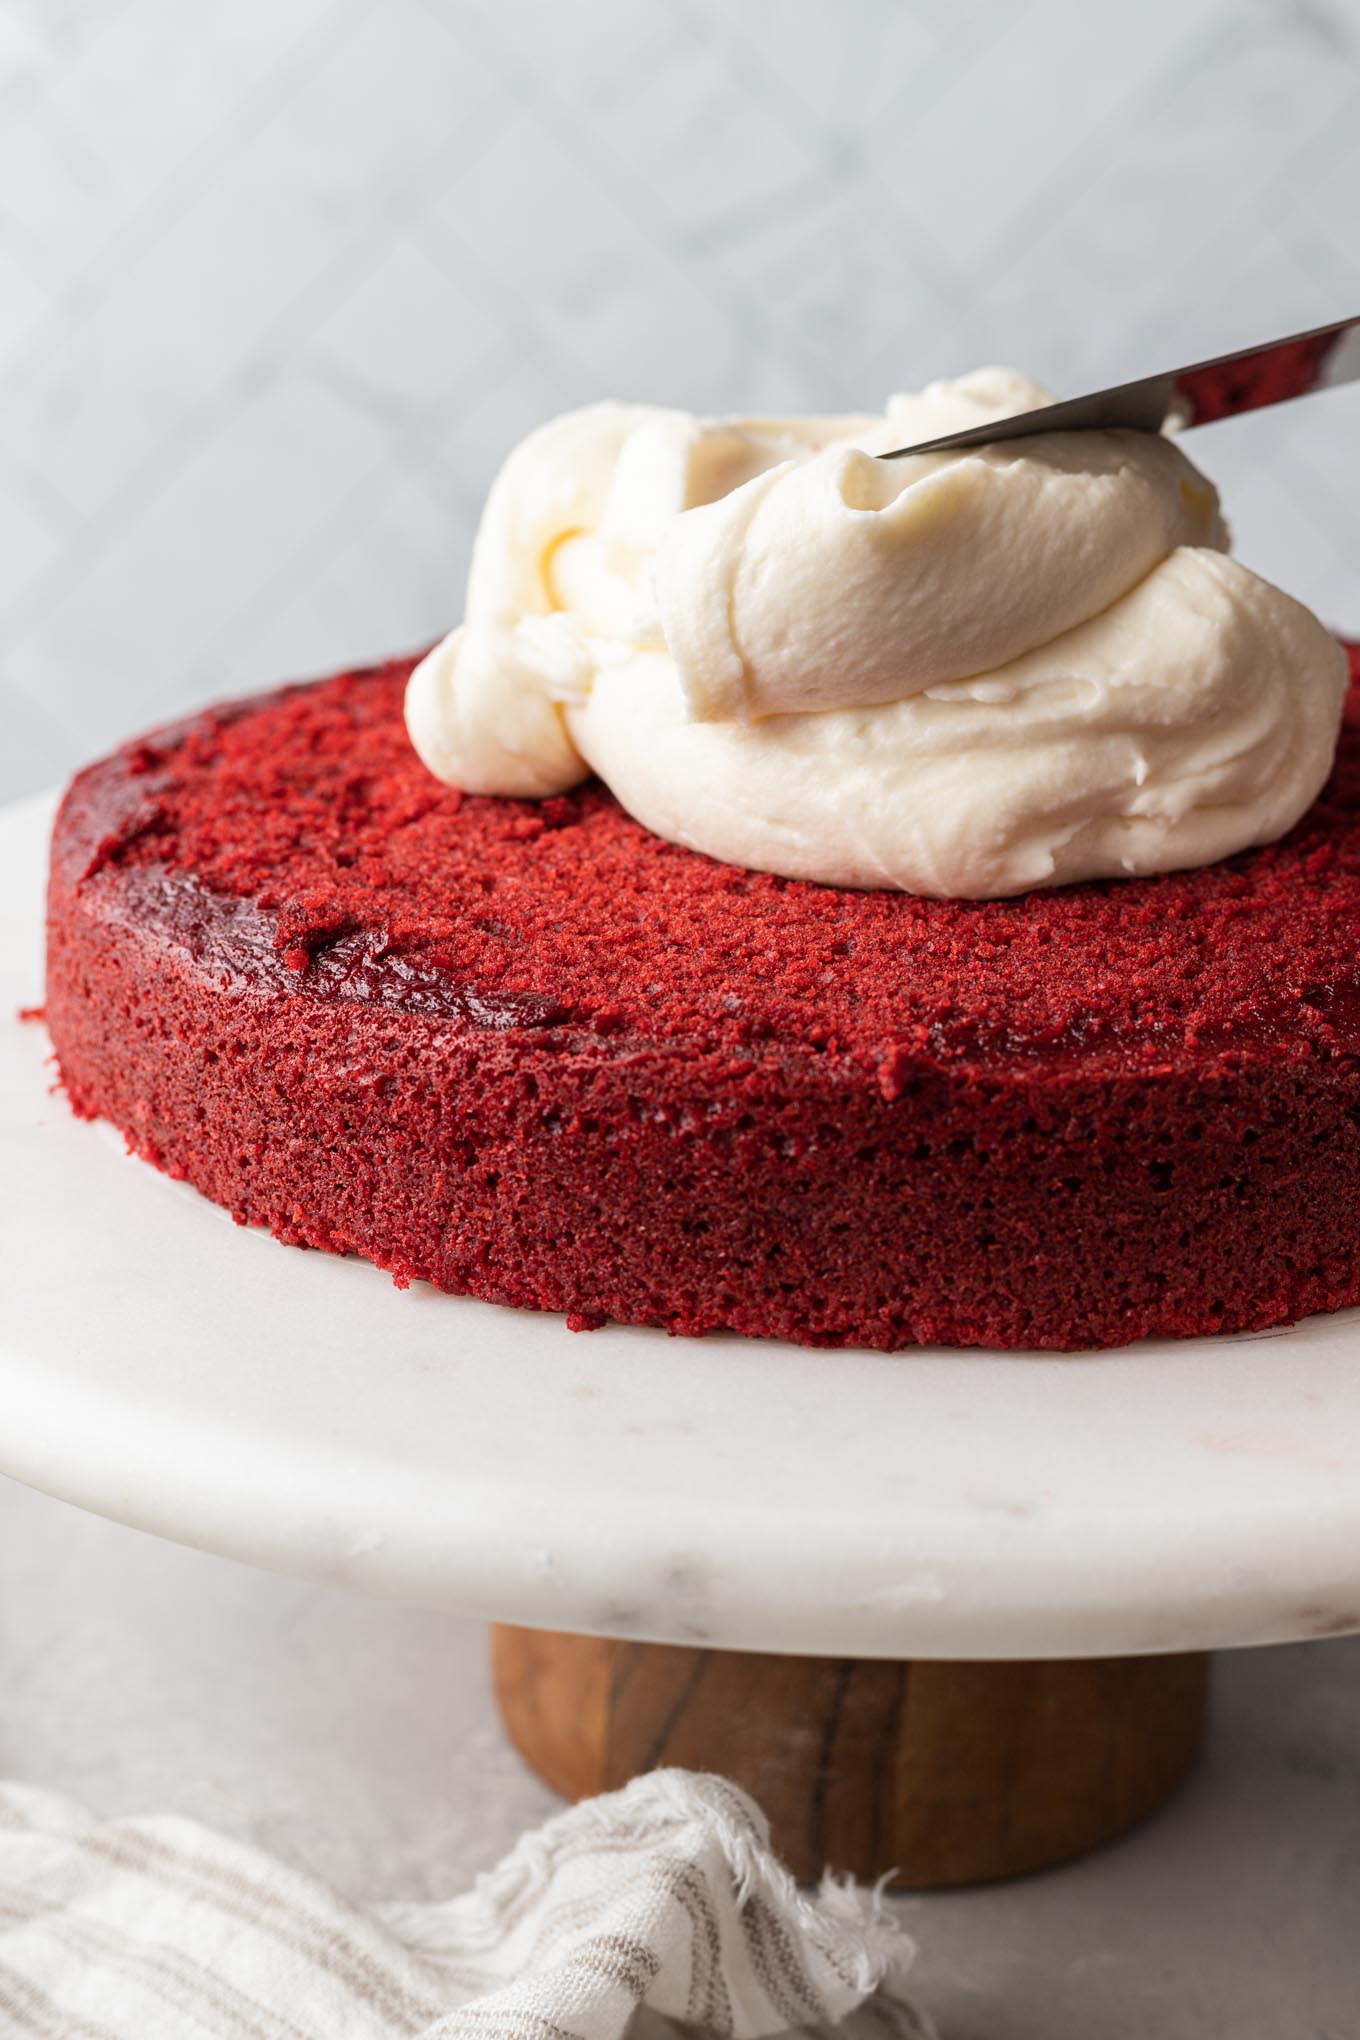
[44,643,1360,1353]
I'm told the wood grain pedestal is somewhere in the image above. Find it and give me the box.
[491,1627,1209,1888]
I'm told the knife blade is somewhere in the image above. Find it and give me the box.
[880,314,1360,461]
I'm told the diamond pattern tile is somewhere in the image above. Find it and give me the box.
[2,0,1358,800]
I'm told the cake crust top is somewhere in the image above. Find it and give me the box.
[54,651,1360,1080]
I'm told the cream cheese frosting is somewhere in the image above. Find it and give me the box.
[405,370,1348,897]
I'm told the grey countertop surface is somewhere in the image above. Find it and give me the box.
[3,1471,1359,2038]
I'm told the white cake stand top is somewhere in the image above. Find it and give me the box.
[5,791,1360,1660]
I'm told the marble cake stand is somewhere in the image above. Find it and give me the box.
[6,790,1360,1885]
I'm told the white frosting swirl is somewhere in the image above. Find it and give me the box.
[406,371,1347,897]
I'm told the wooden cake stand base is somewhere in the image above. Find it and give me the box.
[492,1626,1209,1887]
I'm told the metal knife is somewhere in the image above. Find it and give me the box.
[881,314,1360,461]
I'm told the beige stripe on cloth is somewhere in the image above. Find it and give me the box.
[0,1770,932,2040]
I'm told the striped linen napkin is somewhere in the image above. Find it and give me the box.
[0,1768,933,2040]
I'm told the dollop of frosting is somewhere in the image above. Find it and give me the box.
[406,370,1347,897]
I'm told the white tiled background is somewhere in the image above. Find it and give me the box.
[4,0,1360,804]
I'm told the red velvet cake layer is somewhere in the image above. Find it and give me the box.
[45,649,1360,1351]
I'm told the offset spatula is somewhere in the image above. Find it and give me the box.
[881,314,1360,461]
